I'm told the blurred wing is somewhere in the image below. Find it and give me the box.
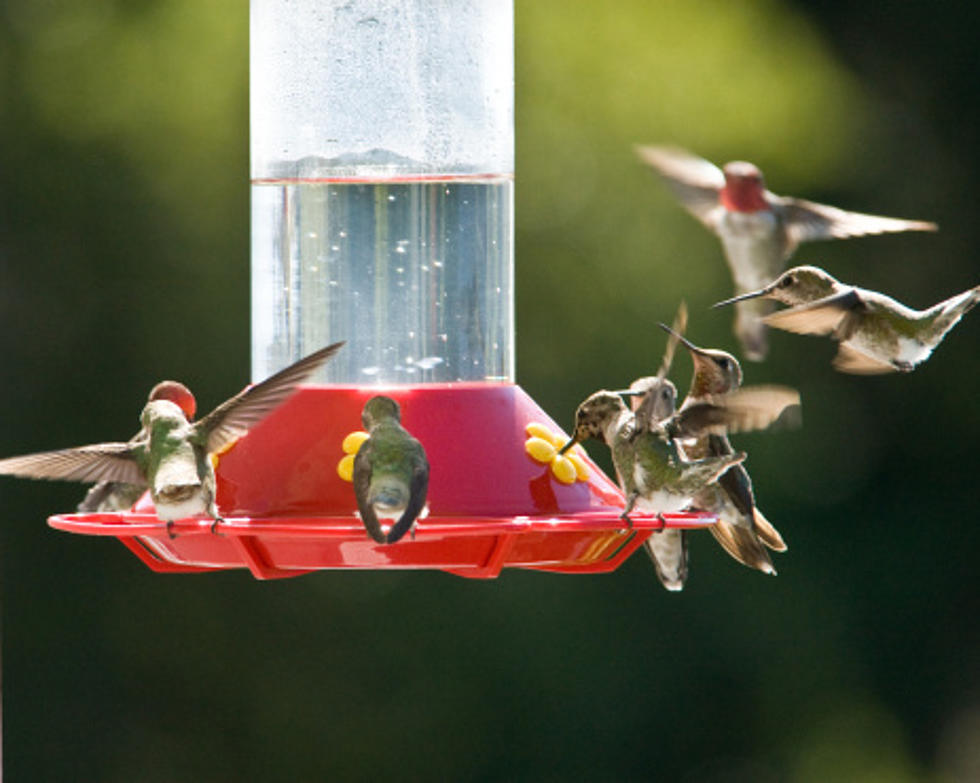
[779,196,936,252]
[352,445,386,544]
[200,341,344,454]
[657,300,689,380]
[0,443,141,484]
[386,453,430,545]
[833,343,897,375]
[670,402,731,438]
[713,385,802,434]
[762,290,865,338]
[635,145,724,227]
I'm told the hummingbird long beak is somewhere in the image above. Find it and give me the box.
[657,323,707,356]
[712,287,771,308]
[557,434,579,455]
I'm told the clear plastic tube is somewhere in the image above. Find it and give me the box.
[250,0,514,384]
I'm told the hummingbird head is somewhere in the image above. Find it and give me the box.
[720,161,768,213]
[562,391,628,450]
[362,395,401,430]
[148,381,196,420]
[656,323,743,396]
[689,347,742,396]
[140,399,190,432]
[713,265,841,309]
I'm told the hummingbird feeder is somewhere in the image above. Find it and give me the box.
[49,0,716,579]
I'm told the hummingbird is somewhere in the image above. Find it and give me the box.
[0,342,345,525]
[76,381,198,513]
[635,145,937,360]
[714,265,980,374]
[659,323,789,575]
[352,395,430,545]
[560,388,758,591]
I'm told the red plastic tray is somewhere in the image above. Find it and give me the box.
[48,384,717,579]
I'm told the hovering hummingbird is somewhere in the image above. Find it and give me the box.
[0,342,345,526]
[76,381,198,513]
[660,323,789,575]
[635,145,937,360]
[353,395,429,545]
[714,265,980,374]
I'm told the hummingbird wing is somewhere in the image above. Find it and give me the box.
[762,290,866,338]
[685,385,802,436]
[0,443,143,484]
[711,446,755,519]
[832,343,897,375]
[197,341,344,454]
[778,196,936,254]
[385,452,429,545]
[635,145,724,227]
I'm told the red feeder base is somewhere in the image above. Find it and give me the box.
[48,384,716,579]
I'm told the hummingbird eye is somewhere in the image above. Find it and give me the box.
[780,275,795,288]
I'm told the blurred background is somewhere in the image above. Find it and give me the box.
[1,1,978,780]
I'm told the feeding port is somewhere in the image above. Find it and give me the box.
[49,0,717,579]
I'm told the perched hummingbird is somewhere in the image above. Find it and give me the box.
[660,324,789,575]
[353,395,429,545]
[714,265,980,374]
[76,381,197,513]
[0,342,344,525]
[560,389,748,591]
[635,145,937,360]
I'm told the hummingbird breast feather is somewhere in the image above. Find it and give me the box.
[153,488,209,521]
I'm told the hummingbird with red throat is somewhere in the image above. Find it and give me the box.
[0,343,344,526]
[635,145,937,361]
[76,381,197,513]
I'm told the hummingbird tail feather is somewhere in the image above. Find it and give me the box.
[752,508,787,552]
[709,521,776,574]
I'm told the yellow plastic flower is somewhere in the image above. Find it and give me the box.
[209,436,242,470]
[523,421,588,484]
[337,430,369,482]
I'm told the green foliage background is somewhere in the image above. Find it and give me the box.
[1,1,978,780]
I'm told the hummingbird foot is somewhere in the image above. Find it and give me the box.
[619,492,639,529]
[166,521,178,540]
[654,513,668,534]
[210,516,225,535]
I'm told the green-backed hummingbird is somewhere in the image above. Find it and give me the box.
[352,395,429,545]
[0,342,344,525]
[660,324,790,575]
[636,145,936,361]
[714,265,980,374]
[560,389,753,591]
[76,381,197,513]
